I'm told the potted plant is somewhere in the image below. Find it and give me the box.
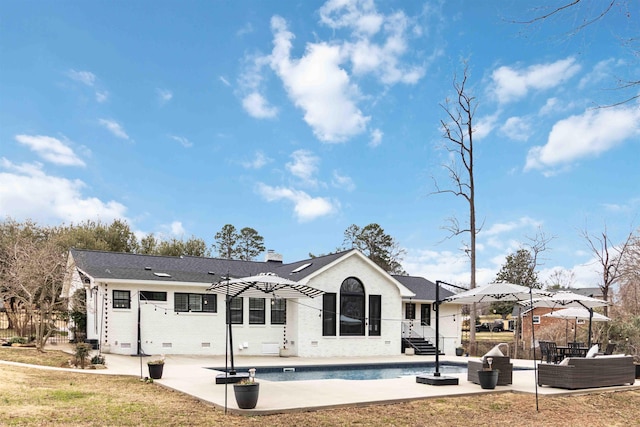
[477,357,500,389]
[147,357,165,380]
[233,368,259,409]
[455,346,464,356]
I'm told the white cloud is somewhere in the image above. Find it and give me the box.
[484,217,542,237]
[157,88,173,104]
[242,151,271,169]
[473,113,500,140]
[242,92,278,118]
[525,106,640,171]
[319,0,383,36]
[578,58,617,90]
[15,134,85,167]
[98,119,130,140]
[67,69,96,86]
[270,16,369,142]
[343,14,425,84]
[170,221,185,236]
[332,170,356,191]
[490,57,581,104]
[256,183,337,221]
[286,150,319,185]
[0,159,127,225]
[95,91,109,103]
[219,76,231,86]
[500,116,531,141]
[369,128,383,147]
[237,22,254,36]
[170,135,192,148]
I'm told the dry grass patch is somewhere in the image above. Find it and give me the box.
[1,347,639,426]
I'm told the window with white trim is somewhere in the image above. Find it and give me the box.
[249,298,265,324]
[113,290,130,309]
[174,293,217,313]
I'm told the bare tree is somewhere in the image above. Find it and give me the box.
[582,224,634,316]
[0,227,67,351]
[433,63,480,354]
[616,231,640,316]
[546,268,576,290]
[511,0,639,106]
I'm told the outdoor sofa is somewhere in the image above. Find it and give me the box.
[537,355,636,389]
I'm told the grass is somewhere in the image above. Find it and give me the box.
[1,347,639,426]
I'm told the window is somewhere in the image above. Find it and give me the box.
[140,291,167,302]
[368,294,381,336]
[229,297,243,324]
[271,298,286,325]
[249,298,266,324]
[405,303,416,320]
[113,290,130,309]
[340,277,365,336]
[174,293,217,313]
[533,315,541,325]
[322,293,336,336]
[420,304,431,326]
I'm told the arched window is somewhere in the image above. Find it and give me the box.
[340,277,365,336]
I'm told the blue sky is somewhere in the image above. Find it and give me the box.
[1,1,638,288]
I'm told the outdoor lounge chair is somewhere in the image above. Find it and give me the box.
[468,343,513,386]
[537,355,636,389]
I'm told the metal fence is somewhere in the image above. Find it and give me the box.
[0,310,71,344]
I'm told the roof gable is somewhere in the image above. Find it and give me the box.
[393,276,454,301]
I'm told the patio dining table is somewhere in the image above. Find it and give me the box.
[555,346,589,358]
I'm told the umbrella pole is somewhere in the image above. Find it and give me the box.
[588,308,593,348]
[529,288,539,412]
[226,295,236,375]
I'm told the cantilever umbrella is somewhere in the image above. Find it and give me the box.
[442,281,553,304]
[525,291,610,348]
[543,307,610,343]
[207,272,324,383]
[442,282,554,411]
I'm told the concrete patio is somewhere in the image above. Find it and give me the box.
[4,343,629,415]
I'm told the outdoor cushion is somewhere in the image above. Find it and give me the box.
[558,357,570,366]
[586,344,599,358]
[482,344,505,360]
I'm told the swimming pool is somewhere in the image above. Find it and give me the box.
[211,362,467,382]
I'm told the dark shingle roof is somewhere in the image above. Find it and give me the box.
[70,248,353,285]
[392,276,454,301]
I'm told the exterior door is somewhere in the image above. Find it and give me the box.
[420,304,431,326]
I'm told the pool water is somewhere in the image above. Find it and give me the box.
[215,363,467,382]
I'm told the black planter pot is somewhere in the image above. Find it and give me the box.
[455,348,464,356]
[477,369,500,389]
[233,383,260,409]
[148,363,164,380]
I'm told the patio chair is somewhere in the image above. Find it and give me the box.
[467,343,513,386]
[604,342,616,356]
[546,341,560,363]
[539,341,549,363]
[568,342,584,357]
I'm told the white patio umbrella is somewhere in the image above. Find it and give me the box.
[207,273,324,382]
[543,307,610,343]
[442,281,553,304]
[526,291,611,348]
[443,282,554,411]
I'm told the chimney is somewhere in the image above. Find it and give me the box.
[264,249,283,263]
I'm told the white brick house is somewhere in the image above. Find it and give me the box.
[63,248,461,358]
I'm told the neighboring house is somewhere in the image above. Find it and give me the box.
[63,248,463,358]
[517,288,606,345]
